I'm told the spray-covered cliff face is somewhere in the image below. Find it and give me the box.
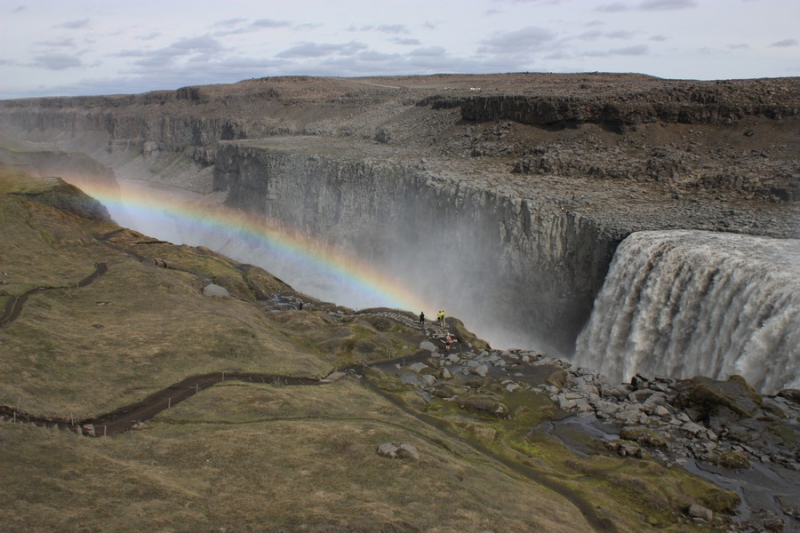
[213,139,620,353]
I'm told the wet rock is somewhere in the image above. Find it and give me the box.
[408,362,428,374]
[777,388,800,404]
[711,450,750,469]
[419,341,437,352]
[676,375,761,418]
[471,364,489,378]
[420,375,436,387]
[546,369,573,389]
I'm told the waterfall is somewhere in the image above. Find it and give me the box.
[575,230,800,394]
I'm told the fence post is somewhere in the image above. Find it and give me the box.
[168,397,171,409]
[195,384,199,394]
[104,425,107,437]
[222,371,225,382]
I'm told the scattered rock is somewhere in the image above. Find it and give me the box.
[376,442,419,461]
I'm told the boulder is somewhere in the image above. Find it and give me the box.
[777,389,800,404]
[408,362,428,374]
[687,504,713,522]
[459,397,510,418]
[676,376,761,418]
[471,364,489,378]
[202,284,230,297]
[419,341,437,352]
[376,442,419,461]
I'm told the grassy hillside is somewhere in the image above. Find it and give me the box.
[0,168,739,532]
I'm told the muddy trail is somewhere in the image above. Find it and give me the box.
[0,345,616,533]
[0,372,322,437]
[0,261,107,328]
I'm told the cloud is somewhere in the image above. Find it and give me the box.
[128,35,225,71]
[607,30,635,39]
[30,53,82,70]
[728,43,749,50]
[37,37,77,48]
[582,44,649,57]
[348,24,409,34]
[55,18,90,30]
[478,26,557,54]
[649,35,667,42]
[376,24,409,34]
[580,30,636,41]
[597,3,630,12]
[136,32,161,41]
[276,41,368,59]
[598,0,697,12]
[392,38,422,46]
[214,18,291,36]
[251,19,291,29]
[409,46,446,57]
[12,5,26,13]
[771,39,798,48]
[579,30,603,41]
[638,0,697,10]
[214,18,248,28]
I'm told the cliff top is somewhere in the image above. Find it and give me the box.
[1,72,798,238]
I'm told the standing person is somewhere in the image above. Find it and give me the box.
[419,311,425,326]
[445,333,453,351]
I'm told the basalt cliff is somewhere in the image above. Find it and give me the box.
[1,73,798,355]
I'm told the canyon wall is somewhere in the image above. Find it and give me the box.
[214,141,621,352]
[1,74,796,356]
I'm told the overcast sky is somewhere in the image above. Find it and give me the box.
[1,0,798,99]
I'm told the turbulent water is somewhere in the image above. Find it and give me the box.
[575,230,800,394]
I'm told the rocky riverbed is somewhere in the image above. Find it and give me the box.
[363,309,800,532]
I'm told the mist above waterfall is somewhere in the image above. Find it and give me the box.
[88,178,554,351]
[575,230,800,394]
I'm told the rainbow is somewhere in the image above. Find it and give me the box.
[76,178,431,314]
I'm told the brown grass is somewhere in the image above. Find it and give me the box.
[0,381,593,532]
[0,170,739,532]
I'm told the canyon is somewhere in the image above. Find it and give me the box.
[0,73,798,382]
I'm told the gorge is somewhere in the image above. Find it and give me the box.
[1,73,798,392]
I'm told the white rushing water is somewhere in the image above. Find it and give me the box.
[575,230,800,394]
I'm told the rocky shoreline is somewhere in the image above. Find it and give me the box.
[371,310,800,532]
